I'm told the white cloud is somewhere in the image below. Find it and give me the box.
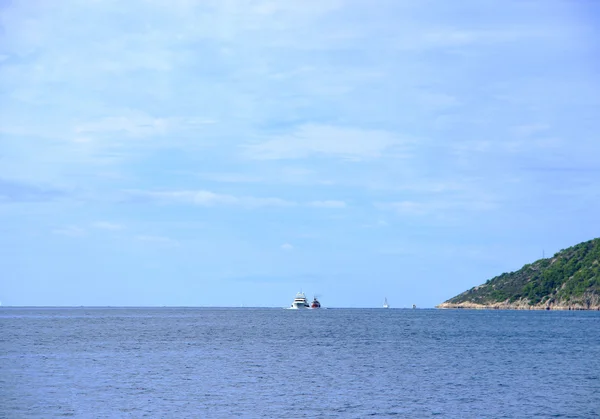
[419,29,523,48]
[361,219,389,228]
[376,201,429,216]
[132,190,296,208]
[73,114,215,139]
[513,124,550,137]
[417,92,460,110]
[281,243,294,251]
[92,221,123,231]
[185,167,337,187]
[252,0,343,16]
[74,114,169,137]
[243,124,407,161]
[52,226,85,237]
[195,173,264,183]
[391,25,560,52]
[376,198,497,216]
[136,235,180,247]
[308,200,347,208]
[377,246,414,256]
[0,110,215,144]
[129,189,347,209]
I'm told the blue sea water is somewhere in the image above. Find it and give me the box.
[1,308,599,418]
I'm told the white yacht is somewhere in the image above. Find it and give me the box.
[289,292,310,309]
[383,297,389,309]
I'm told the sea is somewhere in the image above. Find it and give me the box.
[1,307,599,418]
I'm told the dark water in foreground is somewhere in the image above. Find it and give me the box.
[1,308,599,418]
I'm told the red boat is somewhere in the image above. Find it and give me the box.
[311,297,321,308]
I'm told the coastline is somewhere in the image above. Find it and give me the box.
[436,301,600,311]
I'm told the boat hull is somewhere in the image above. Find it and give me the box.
[291,303,309,309]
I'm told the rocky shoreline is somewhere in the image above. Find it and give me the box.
[436,300,600,311]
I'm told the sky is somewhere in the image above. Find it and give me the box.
[1,0,599,307]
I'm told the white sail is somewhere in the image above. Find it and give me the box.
[383,297,389,308]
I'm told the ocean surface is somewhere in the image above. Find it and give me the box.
[1,308,599,418]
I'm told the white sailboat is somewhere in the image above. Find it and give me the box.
[383,297,389,309]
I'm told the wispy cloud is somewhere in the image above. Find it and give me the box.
[417,92,460,110]
[281,243,294,251]
[53,226,85,237]
[0,178,64,203]
[74,114,169,138]
[194,173,264,183]
[408,27,550,50]
[92,221,123,231]
[243,124,408,161]
[376,201,429,216]
[128,190,348,209]
[361,219,389,229]
[74,114,216,139]
[130,190,296,208]
[308,200,347,208]
[136,235,180,247]
[513,124,550,137]
[376,198,498,216]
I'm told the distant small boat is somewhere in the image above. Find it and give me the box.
[311,296,321,308]
[412,304,416,309]
[383,297,389,309]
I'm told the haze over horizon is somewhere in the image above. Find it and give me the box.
[1,1,599,308]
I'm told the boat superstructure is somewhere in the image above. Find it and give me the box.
[290,292,310,309]
[383,297,389,309]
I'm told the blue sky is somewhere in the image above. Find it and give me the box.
[1,0,599,307]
